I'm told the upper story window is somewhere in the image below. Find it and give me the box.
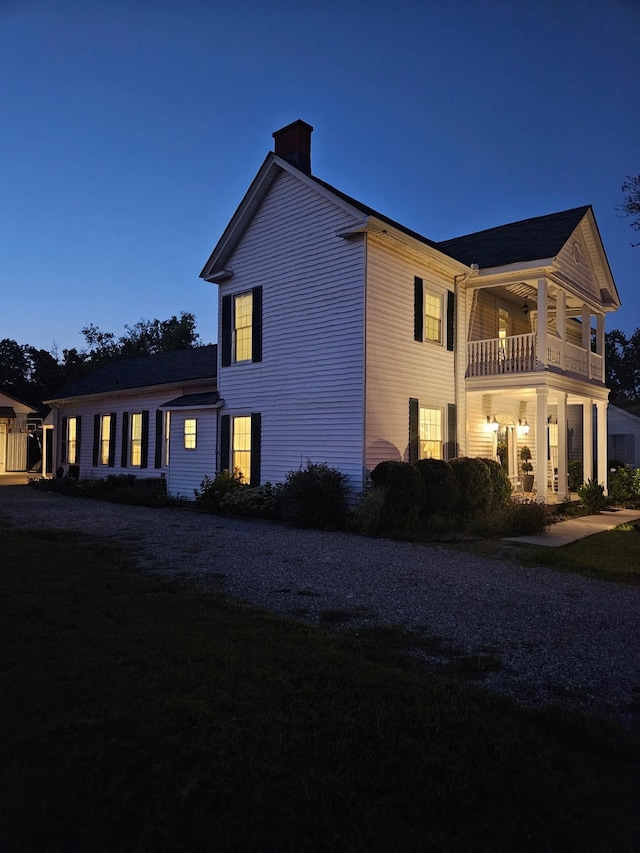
[424,291,443,343]
[414,277,453,350]
[130,413,143,467]
[221,286,263,367]
[184,418,197,450]
[234,292,253,362]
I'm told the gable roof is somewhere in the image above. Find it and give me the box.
[47,345,217,402]
[437,206,591,268]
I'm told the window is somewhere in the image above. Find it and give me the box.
[424,291,442,343]
[419,407,442,459]
[130,413,142,467]
[164,412,171,467]
[498,308,511,341]
[232,416,252,482]
[100,415,111,465]
[184,418,197,450]
[234,292,253,362]
[67,417,77,464]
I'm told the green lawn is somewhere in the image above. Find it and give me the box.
[1,523,639,852]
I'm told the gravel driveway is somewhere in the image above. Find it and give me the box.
[2,486,639,727]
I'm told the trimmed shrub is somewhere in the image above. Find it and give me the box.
[370,461,424,526]
[476,458,512,508]
[474,498,553,537]
[608,466,640,506]
[413,459,458,517]
[219,482,284,519]
[194,470,243,512]
[350,485,387,535]
[577,478,606,514]
[449,457,492,520]
[568,460,583,492]
[281,461,350,529]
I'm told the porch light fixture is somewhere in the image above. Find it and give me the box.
[518,418,530,435]
[486,415,499,432]
[522,298,530,318]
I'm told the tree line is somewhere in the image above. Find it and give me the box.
[0,312,202,409]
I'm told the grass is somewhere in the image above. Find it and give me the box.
[1,523,639,852]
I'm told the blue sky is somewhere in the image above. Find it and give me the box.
[1,0,638,354]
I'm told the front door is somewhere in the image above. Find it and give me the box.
[0,424,6,473]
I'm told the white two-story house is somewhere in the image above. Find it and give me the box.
[200,120,620,501]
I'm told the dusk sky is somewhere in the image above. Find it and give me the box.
[2,0,638,355]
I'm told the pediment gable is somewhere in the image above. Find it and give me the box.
[551,209,620,310]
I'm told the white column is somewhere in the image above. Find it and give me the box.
[556,289,566,341]
[581,304,591,379]
[557,391,568,499]
[596,313,605,356]
[536,278,548,369]
[535,387,548,502]
[596,400,608,494]
[582,398,593,482]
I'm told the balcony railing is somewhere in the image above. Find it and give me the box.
[467,333,603,381]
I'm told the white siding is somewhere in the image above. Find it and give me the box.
[608,406,640,467]
[167,409,218,499]
[554,221,600,301]
[218,170,366,488]
[364,234,456,470]
[52,384,217,494]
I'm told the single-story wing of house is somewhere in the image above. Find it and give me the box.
[0,388,39,474]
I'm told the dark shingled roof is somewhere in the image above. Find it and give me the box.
[0,406,16,418]
[49,345,217,401]
[160,391,221,408]
[437,205,591,269]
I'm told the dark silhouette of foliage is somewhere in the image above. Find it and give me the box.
[618,174,640,246]
[413,458,458,517]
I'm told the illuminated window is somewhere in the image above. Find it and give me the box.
[67,417,77,464]
[498,308,510,341]
[232,416,251,482]
[424,291,442,343]
[100,415,111,465]
[419,407,442,459]
[234,292,253,362]
[164,412,171,467]
[130,413,142,467]
[184,418,197,450]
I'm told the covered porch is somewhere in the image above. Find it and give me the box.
[465,379,609,503]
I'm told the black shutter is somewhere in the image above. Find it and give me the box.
[154,410,163,469]
[446,403,457,461]
[220,414,230,471]
[60,416,68,464]
[108,413,116,467]
[409,398,419,463]
[252,286,263,363]
[446,291,455,352]
[141,410,149,469]
[250,412,261,487]
[92,414,100,467]
[76,416,82,466]
[414,277,423,342]
[221,294,232,367]
[121,412,129,468]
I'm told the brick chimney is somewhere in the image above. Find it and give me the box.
[272,119,313,174]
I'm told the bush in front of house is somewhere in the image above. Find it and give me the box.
[577,478,607,514]
[476,458,512,509]
[474,498,553,537]
[281,461,351,529]
[568,460,583,492]
[370,461,424,532]
[219,482,284,519]
[608,465,640,506]
[449,457,492,520]
[413,459,459,517]
[194,470,244,512]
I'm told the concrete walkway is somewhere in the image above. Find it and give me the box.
[504,507,640,547]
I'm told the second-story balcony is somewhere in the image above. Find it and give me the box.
[467,333,603,382]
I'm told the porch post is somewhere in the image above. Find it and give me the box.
[595,313,605,356]
[556,289,567,372]
[536,278,548,369]
[557,391,568,499]
[582,398,593,482]
[596,399,608,494]
[581,304,591,379]
[535,387,548,502]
